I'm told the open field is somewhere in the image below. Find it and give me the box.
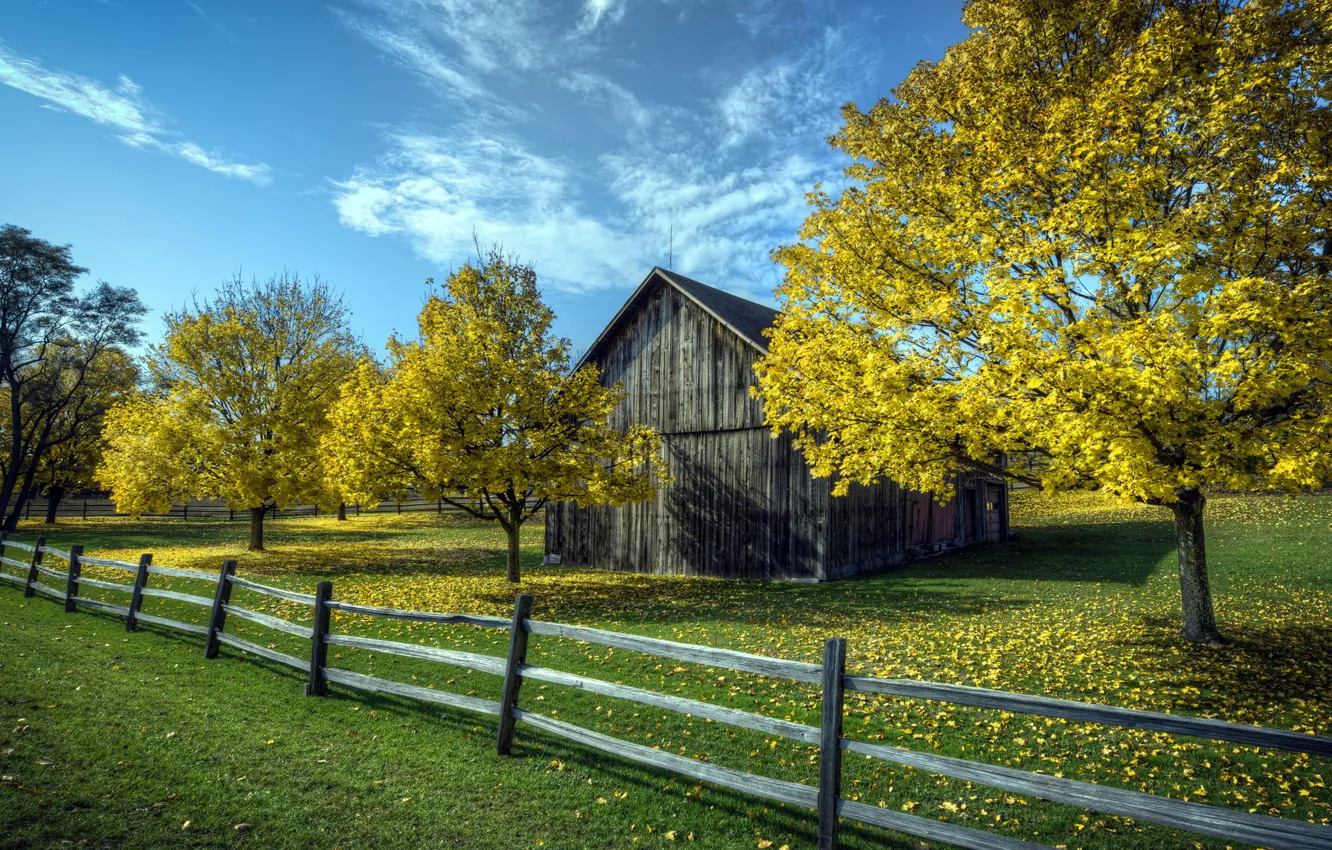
[1,492,1329,849]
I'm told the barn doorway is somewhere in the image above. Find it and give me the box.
[963,487,977,543]
[985,483,1005,541]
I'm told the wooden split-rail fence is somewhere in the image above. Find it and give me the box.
[1,534,1330,850]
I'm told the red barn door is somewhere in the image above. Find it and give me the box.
[985,483,1005,540]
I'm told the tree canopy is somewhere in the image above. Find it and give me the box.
[98,272,362,549]
[323,248,667,582]
[0,224,145,528]
[756,0,1332,643]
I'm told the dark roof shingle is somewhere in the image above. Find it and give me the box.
[653,268,779,354]
[578,268,779,369]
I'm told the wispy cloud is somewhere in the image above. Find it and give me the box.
[187,1,239,43]
[330,1,869,301]
[333,130,649,291]
[715,26,868,147]
[559,71,651,129]
[0,43,270,184]
[333,12,496,104]
[344,0,569,76]
[578,0,628,33]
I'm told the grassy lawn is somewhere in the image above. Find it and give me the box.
[1,493,1329,849]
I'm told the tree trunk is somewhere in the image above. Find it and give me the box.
[1170,488,1224,645]
[249,506,265,551]
[0,389,25,521]
[5,422,55,532]
[505,522,521,583]
[44,485,65,524]
[337,502,347,521]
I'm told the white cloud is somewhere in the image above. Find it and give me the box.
[343,0,569,77]
[330,2,867,302]
[333,131,651,291]
[332,10,496,104]
[579,0,628,33]
[715,26,865,147]
[558,71,650,129]
[0,43,270,184]
[601,150,826,299]
[119,133,273,185]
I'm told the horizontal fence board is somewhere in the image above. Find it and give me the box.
[515,709,819,809]
[525,619,823,684]
[227,576,316,605]
[78,555,140,572]
[29,581,67,600]
[844,677,1332,758]
[19,497,542,520]
[139,587,214,607]
[146,564,219,582]
[35,565,67,580]
[0,556,30,569]
[4,541,36,553]
[323,667,502,716]
[75,576,134,593]
[325,633,507,676]
[134,612,209,636]
[72,597,131,617]
[39,546,71,561]
[842,738,1332,850]
[0,571,26,585]
[222,604,314,639]
[520,664,820,745]
[145,564,218,586]
[216,633,306,670]
[838,799,1049,850]
[325,599,510,629]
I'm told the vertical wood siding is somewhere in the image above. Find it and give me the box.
[544,274,1001,580]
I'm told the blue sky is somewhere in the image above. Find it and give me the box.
[1,0,967,354]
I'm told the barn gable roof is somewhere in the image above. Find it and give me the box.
[577,267,779,369]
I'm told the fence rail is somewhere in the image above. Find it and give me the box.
[1,531,1330,850]
[17,496,544,522]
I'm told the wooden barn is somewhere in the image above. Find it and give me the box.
[544,268,1009,581]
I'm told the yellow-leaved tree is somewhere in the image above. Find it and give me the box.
[99,273,363,550]
[323,248,668,583]
[757,0,1332,644]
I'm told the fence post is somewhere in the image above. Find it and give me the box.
[64,545,84,612]
[818,637,847,850]
[126,553,152,632]
[23,535,45,598]
[306,581,333,696]
[496,593,534,755]
[203,560,237,659]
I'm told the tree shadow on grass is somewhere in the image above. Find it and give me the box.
[461,574,1039,633]
[12,515,498,558]
[875,519,1178,587]
[1113,616,1332,721]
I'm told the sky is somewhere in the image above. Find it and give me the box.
[1,0,968,354]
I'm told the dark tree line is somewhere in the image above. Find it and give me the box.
[0,224,144,528]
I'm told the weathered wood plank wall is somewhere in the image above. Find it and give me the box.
[545,275,948,581]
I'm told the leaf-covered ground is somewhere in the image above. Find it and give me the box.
[0,492,1329,849]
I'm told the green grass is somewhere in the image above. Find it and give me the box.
[1,493,1329,849]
